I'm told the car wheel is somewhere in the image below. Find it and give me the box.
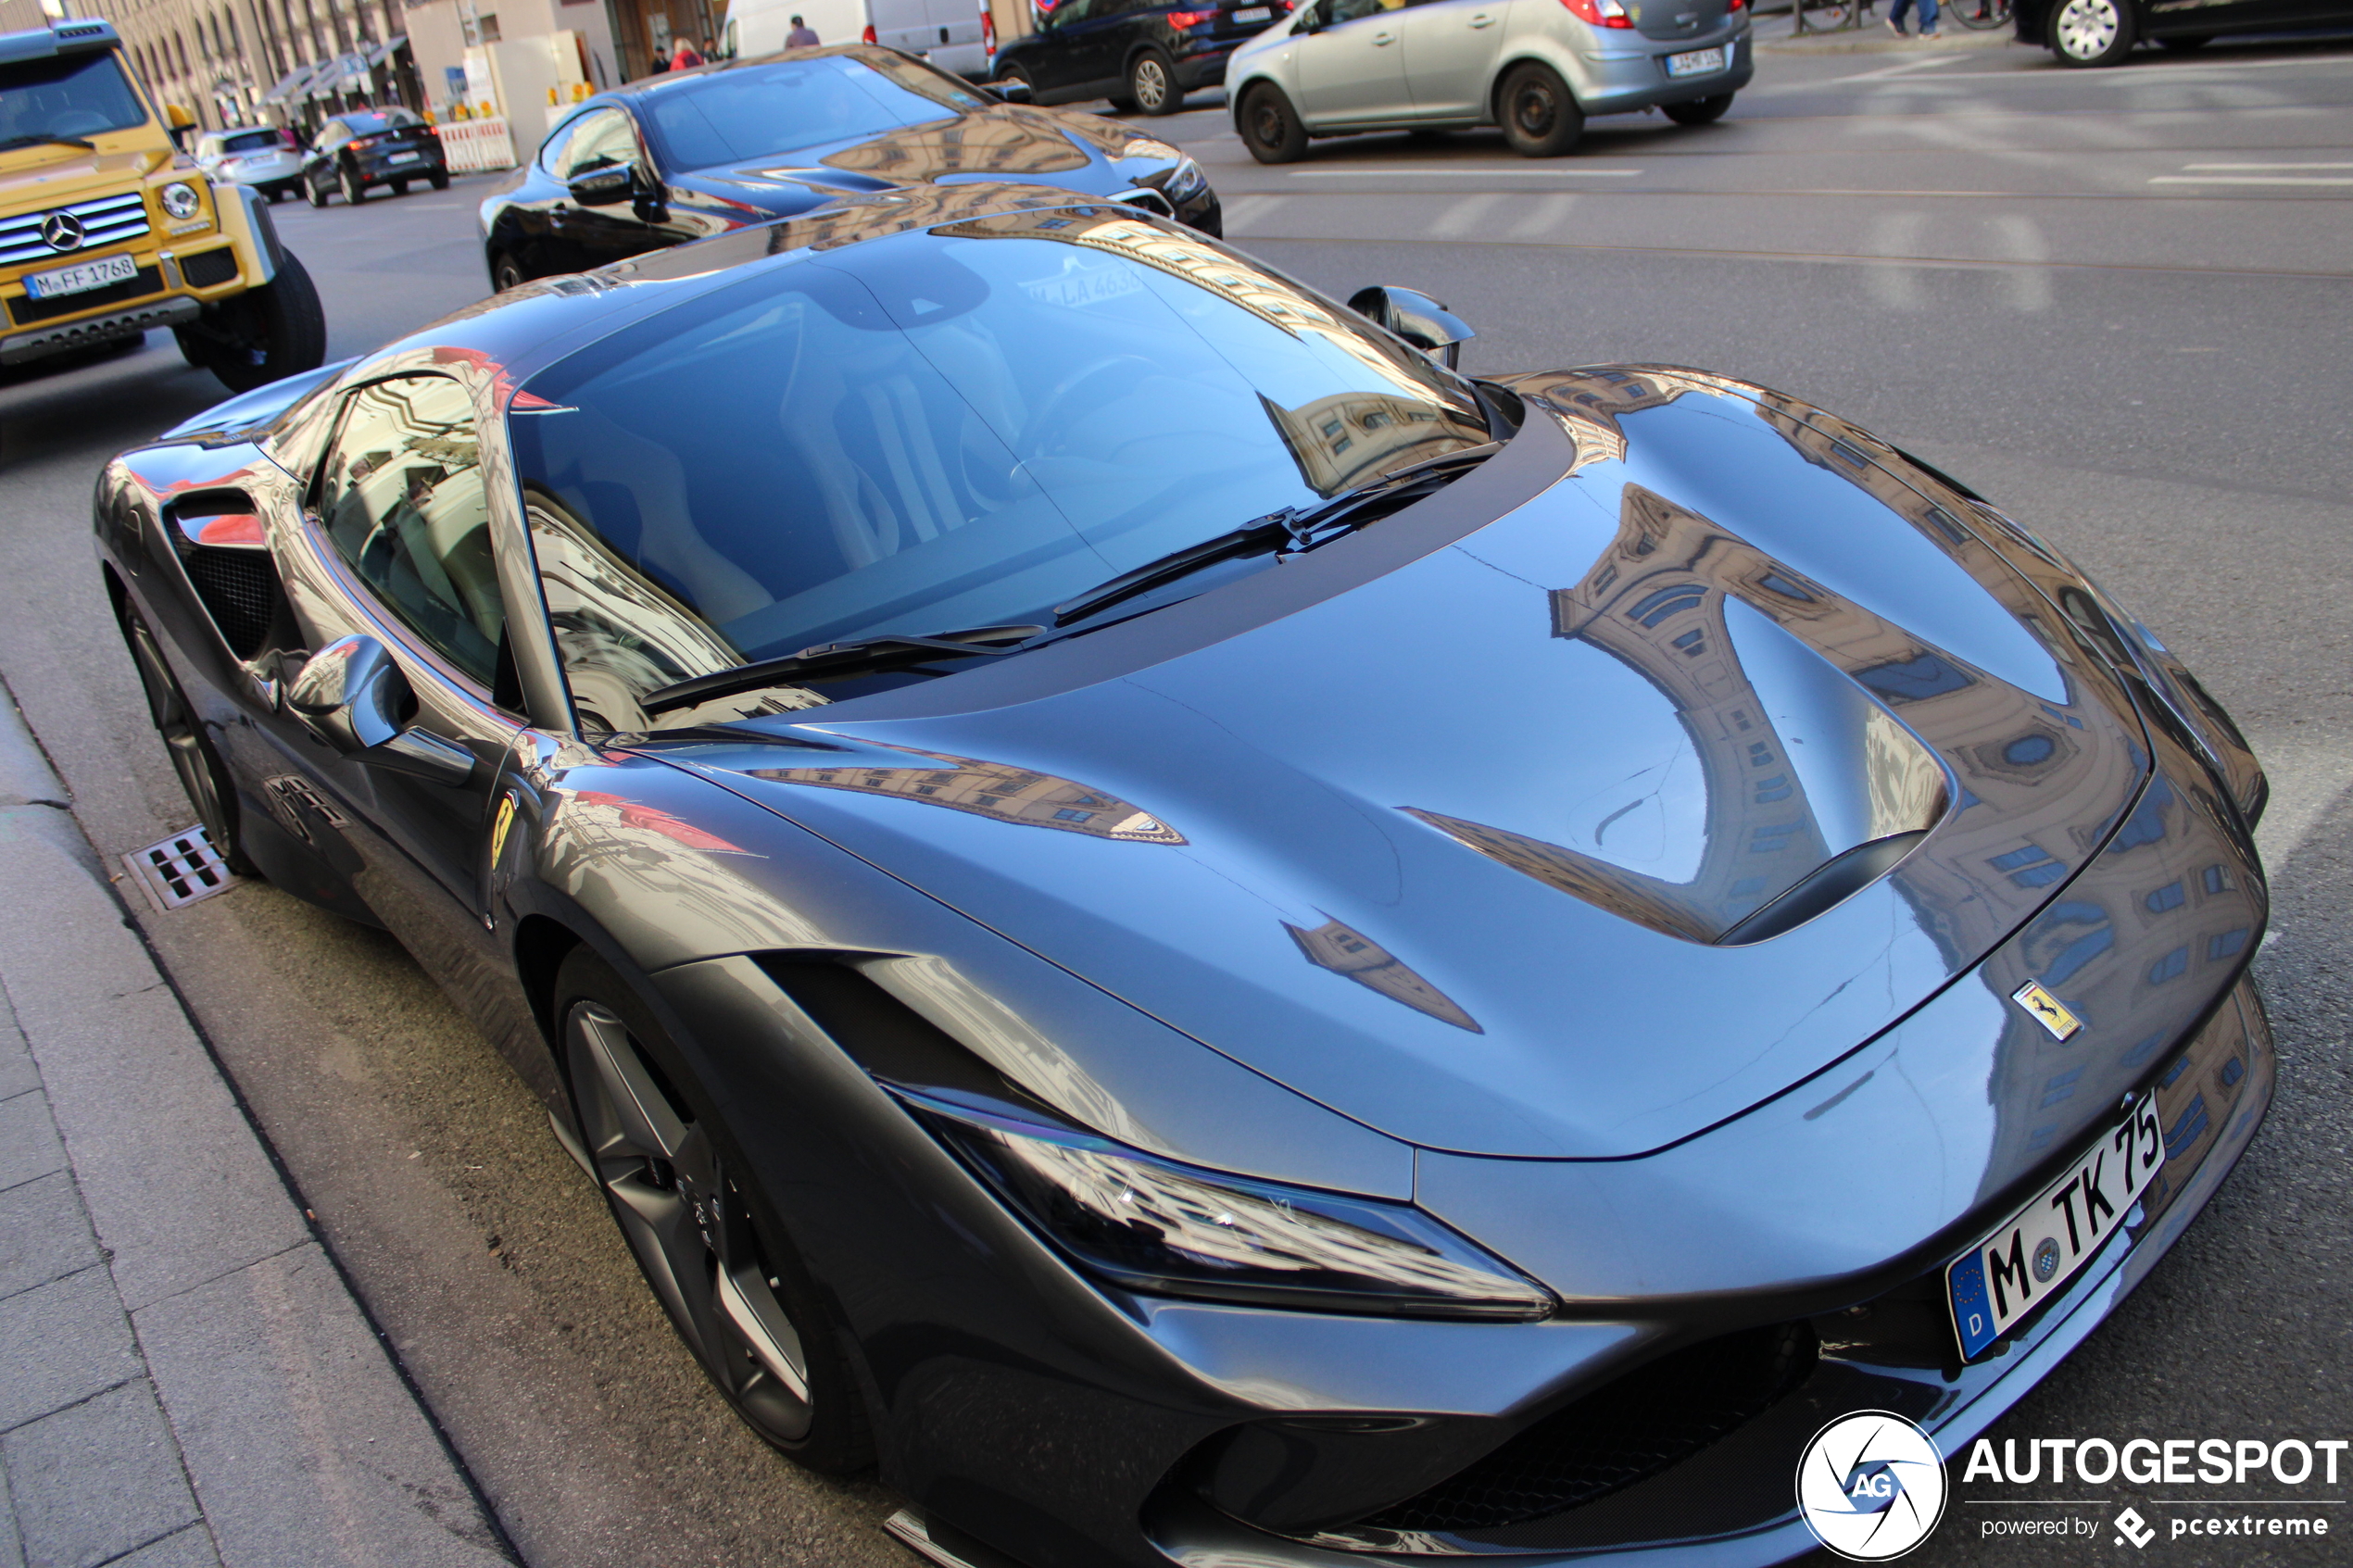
[1499,63,1582,157]
[554,947,875,1471]
[339,164,367,205]
[1129,49,1181,116]
[2050,0,2133,65]
[1238,83,1308,164]
[305,174,329,208]
[195,250,328,394]
[429,169,450,191]
[2157,31,2210,48]
[119,599,258,878]
[1662,93,1733,126]
[490,251,529,292]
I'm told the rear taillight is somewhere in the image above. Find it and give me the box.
[1560,0,1634,24]
[1729,0,1743,9]
[1165,7,1213,23]
[862,21,878,42]
[351,133,384,150]
[983,6,997,53]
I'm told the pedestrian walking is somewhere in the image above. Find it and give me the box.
[1886,0,1940,33]
[786,14,822,44]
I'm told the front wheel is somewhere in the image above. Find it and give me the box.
[1129,49,1181,116]
[1238,83,1308,164]
[1498,62,1583,157]
[119,600,257,878]
[2051,0,2133,65]
[305,174,329,208]
[1662,93,1733,126]
[339,164,367,205]
[195,251,329,395]
[555,947,874,1470]
[490,251,529,292]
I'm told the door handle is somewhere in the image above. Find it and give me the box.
[1371,28,1395,42]
[1469,11,1496,23]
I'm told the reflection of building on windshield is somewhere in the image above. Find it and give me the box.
[1287,917,1479,1033]
[749,751,1185,843]
[1263,390,1462,496]
[524,495,819,733]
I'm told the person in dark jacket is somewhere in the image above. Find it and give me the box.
[786,14,822,44]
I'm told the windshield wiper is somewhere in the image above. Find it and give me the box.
[638,624,1043,716]
[1051,444,1503,627]
[0,134,96,153]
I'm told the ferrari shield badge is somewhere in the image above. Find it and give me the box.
[490,792,518,867]
[2010,980,2082,1042]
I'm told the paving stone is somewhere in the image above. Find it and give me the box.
[1,1381,198,1568]
[0,1174,97,1302]
[0,1093,63,1196]
[0,1268,139,1433]
[104,1527,218,1568]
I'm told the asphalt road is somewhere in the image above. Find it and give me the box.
[0,33,2347,1566]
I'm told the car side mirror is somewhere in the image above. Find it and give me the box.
[286,634,477,785]
[992,77,1034,104]
[1348,284,1475,370]
[567,163,635,206]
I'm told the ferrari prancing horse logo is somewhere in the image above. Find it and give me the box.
[490,792,518,867]
[2011,980,2082,1042]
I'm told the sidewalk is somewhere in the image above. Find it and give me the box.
[0,684,515,1568]
[1749,2,2029,53]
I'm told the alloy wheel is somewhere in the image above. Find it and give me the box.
[2055,0,2120,58]
[121,605,248,872]
[565,999,815,1443]
[1132,56,1170,113]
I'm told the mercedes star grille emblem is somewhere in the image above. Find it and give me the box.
[41,212,84,252]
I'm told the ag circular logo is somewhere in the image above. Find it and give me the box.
[1795,1410,1948,1561]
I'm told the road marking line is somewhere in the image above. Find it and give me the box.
[2148,174,2353,185]
[1287,167,1642,177]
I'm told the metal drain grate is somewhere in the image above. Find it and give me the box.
[121,825,241,912]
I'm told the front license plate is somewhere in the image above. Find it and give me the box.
[1666,45,1727,78]
[1233,6,1272,19]
[387,150,422,164]
[1946,1093,2163,1360]
[24,251,138,299]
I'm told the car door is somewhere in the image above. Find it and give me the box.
[266,373,536,1007]
[305,119,348,191]
[547,107,688,272]
[1048,0,1127,95]
[1294,0,1412,124]
[1396,0,1513,119]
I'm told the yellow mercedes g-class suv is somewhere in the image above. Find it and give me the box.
[0,18,324,390]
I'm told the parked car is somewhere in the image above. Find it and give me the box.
[990,0,1290,115]
[1227,0,1753,160]
[477,44,1217,289]
[301,107,448,206]
[106,178,2271,1568]
[726,0,990,77]
[2014,0,2353,66]
[193,125,303,203]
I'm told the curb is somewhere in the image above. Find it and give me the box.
[0,678,518,1568]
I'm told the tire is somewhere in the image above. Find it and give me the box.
[339,163,367,205]
[1662,93,1733,126]
[2157,31,2210,48]
[2050,0,2133,65]
[305,174,329,208]
[1129,49,1181,116]
[429,169,450,191]
[390,178,409,195]
[1498,62,1583,157]
[490,251,529,292]
[554,947,875,1472]
[119,599,258,878]
[1238,82,1308,164]
[198,251,329,395]
[170,325,208,368]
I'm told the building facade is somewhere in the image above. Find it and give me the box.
[74,0,417,133]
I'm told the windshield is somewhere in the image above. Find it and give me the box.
[510,210,1491,730]
[344,110,422,134]
[0,51,148,144]
[635,53,988,169]
[219,129,282,153]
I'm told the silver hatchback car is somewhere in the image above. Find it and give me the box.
[193,126,306,203]
[1227,0,1753,160]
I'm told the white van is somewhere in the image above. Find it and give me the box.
[724,0,988,79]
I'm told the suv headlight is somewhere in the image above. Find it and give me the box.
[160,182,203,220]
[909,1092,1555,1321]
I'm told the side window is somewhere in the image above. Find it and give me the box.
[1051,0,1096,25]
[314,375,507,689]
[559,108,640,179]
[538,112,587,172]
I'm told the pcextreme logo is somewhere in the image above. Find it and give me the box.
[1797,1411,1950,1561]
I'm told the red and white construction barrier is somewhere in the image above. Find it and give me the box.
[435,118,516,174]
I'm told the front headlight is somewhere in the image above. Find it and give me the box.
[160,182,204,220]
[910,1093,1555,1321]
[1164,156,1208,203]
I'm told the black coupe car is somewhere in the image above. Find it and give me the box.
[989,0,1291,116]
[301,107,448,206]
[477,44,1218,291]
[106,183,2270,1568]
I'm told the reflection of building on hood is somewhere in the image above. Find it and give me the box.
[820,115,1089,179]
[750,752,1185,844]
[1288,917,1480,1033]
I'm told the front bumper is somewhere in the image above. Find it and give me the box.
[354,149,447,185]
[1576,26,1755,114]
[0,186,279,365]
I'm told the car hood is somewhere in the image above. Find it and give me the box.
[679,105,1167,207]
[668,370,2151,1160]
